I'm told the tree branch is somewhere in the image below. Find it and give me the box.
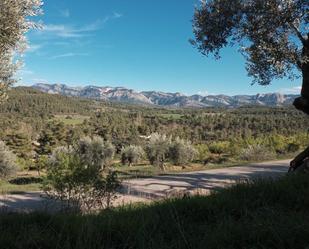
[290,24,306,46]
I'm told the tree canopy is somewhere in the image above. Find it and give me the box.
[0,0,42,102]
[192,0,308,111]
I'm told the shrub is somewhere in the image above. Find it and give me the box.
[239,144,275,162]
[121,145,145,166]
[0,141,17,180]
[145,133,171,170]
[209,141,230,155]
[267,134,286,154]
[195,144,210,162]
[286,142,300,153]
[43,138,120,213]
[169,138,198,166]
[76,136,115,170]
[36,155,49,176]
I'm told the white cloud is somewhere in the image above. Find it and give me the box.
[32,78,49,84]
[27,44,43,53]
[38,12,123,39]
[278,86,301,94]
[113,12,123,19]
[50,52,89,59]
[60,9,70,18]
[18,69,34,75]
[42,24,86,38]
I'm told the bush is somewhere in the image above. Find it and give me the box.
[43,138,120,213]
[208,141,230,155]
[195,144,210,162]
[169,138,197,166]
[239,144,275,162]
[76,136,115,170]
[145,133,171,170]
[0,141,17,180]
[121,145,144,166]
[267,134,286,154]
[35,155,49,176]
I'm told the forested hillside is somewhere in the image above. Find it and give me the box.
[0,87,308,172]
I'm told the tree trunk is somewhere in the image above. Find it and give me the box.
[291,145,309,167]
[291,40,309,172]
[294,41,309,115]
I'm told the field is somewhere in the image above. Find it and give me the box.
[1,173,308,249]
[0,171,42,194]
[51,114,90,125]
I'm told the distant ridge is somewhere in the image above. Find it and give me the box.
[31,83,298,108]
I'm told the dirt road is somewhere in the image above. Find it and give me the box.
[0,159,290,213]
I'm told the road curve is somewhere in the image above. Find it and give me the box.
[0,159,290,213]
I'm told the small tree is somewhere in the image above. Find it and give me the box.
[0,141,17,180]
[43,138,119,212]
[145,133,171,171]
[169,138,198,166]
[76,136,115,170]
[121,145,145,166]
[240,144,275,162]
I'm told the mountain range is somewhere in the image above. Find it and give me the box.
[31,83,298,108]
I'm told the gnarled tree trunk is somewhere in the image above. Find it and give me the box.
[290,38,309,171]
[294,39,309,115]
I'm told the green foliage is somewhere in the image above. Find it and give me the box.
[267,134,287,154]
[36,155,48,175]
[195,144,210,162]
[121,145,145,166]
[76,136,115,170]
[43,141,119,212]
[145,133,171,170]
[191,0,307,86]
[240,144,275,162]
[5,132,33,159]
[169,138,197,165]
[0,141,17,180]
[2,174,309,248]
[0,87,308,168]
[208,141,230,155]
[0,1,42,101]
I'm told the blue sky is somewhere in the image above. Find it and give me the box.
[19,0,301,96]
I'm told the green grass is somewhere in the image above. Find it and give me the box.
[51,114,90,125]
[1,174,309,249]
[114,161,242,179]
[0,176,42,194]
[157,113,184,120]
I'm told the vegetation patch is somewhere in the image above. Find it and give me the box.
[51,115,90,126]
[0,174,309,248]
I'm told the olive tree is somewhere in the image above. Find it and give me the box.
[0,0,43,101]
[0,141,17,180]
[145,133,171,171]
[169,138,198,166]
[43,137,119,212]
[76,136,115,170]
[121,145,145,166]
[192,0,308,113]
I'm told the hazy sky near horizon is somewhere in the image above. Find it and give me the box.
[19,0,302,96]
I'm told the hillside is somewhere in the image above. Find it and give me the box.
[32,83,298,108]
[0,86,307,149]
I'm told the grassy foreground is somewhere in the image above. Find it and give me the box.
[1,174,309,249]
